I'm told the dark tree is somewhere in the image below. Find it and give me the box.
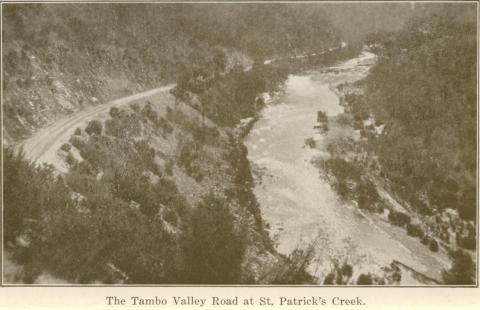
[85,119,103,135]
[442,250,475,285]
[181,193,245,284]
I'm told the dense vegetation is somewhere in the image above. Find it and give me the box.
[3,105,264,283]
[323,12,476,284]
[364,14,476,222]
[2,3,340,141]
[173,43,361,127]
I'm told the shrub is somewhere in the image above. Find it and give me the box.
[60,143,71,152]
[142,103,158,122]
[74,128,82,135]
[317,111,328,123]
[356,179,379,210]
[323,273,335,285]
[177,140,204,182]
[109,107,120,118]
[156,117,174,136]
[85,120,102,135]
[105,114,141,138]
[323,262,354,285]
[78,141,109,170]
[357,274,373,285]
[305,138,315,148]
[429,239,439,252]
[104,118,122,138]
[69,136,86,150]
[388,210,411,227]
[406,223,423,237]
[130,103,140,113]
[65,153,77,167]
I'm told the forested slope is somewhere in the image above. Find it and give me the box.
[364,14,476,223]
[2,3,339,142]
[319,10,476,284]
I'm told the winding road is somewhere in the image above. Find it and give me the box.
[16,41,348,170]
[18,84,175,170]
[17,47,342,170]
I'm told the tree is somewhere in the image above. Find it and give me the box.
[181,193,245,284]
[442,250,475,285]
[2,147,64,244]
[85,119,103,135]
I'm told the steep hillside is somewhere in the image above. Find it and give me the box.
[4,89,279,283]
[322,2,476,44]
[2,3,339,143]
[319,12,476,284]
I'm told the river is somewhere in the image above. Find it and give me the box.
[245,52,451,285]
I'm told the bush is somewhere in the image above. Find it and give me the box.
[142,103,158,122]
[429,239,439,252]
[357,274,373,285]
[421,235,430,246]
[60,143,71,152]
[109,107,120,118]
[78,140,110,170]
[356,179,379,210]
[74,128,82,135]
[388,210,411,227]
[104,118,123,138]
[65,153,77,167]
[323,262,354,285]
[129,103,140,113]
[69,136,86,150]
[105,114,141,138]
[85,120,102,135]
[177,140,204,182]
[317,111,328,123]
[406,223,423,237]
[305,138,315,148]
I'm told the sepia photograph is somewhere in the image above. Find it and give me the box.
[1,0,477,287]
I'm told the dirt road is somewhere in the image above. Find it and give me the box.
[18,84,175,171]
[17,46,343,171]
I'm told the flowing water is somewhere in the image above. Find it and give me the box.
[245,52,450,284]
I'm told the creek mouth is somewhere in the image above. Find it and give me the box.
[244,52,450,284]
